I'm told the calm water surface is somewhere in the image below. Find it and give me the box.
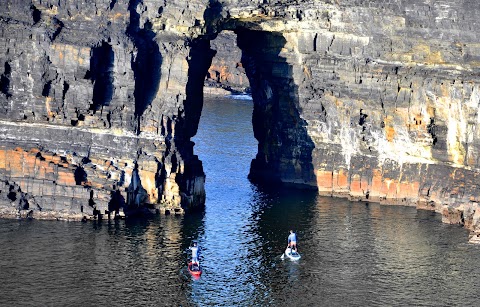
[1,95,479,306]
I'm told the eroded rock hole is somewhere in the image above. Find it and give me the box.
[48,17,64,41]
[42,81,52,97]
[427,117,438,146]
[31,5,41,24]
[127,2,162,131]
[74,166,87,185]
[89,41,114,112]
[205,31,249,94]
[7,191,17,202]
[108,189,125,214]
[62,81,69,101]
[0,62,12,98]
[88,190,95,207]
[359,109,368,126]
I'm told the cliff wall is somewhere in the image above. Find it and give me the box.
[0,0,209,219]
[1,0,480,235]
[206,30,249,94]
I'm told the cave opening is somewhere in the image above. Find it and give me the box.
[0,62,12,98]
[127,1,162,134]
[89,41,115,113]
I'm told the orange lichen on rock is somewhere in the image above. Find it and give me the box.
[57,170,76,186]
[332,168,349,194]
[142,123,158,134]
[396,181,420,201]
[442,205,464,225]
[23,154,38,177]
[316,169,333,194]
[208,64,236,84]
[139,169,158,204]
[384,116,395,142]
[0,148,76,186]
[410,113,426,131]
[367,168,421,205]
[50,44,90,68]
[7,150,25,178]
[349,173,370,198]
[112,12,125,21]
[349,174,361,194]
[382,179,399,200]
[369,169,385,200]
[0,149,6,169]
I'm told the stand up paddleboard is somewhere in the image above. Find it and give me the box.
[284,248,301,260]
[188,262,202,277]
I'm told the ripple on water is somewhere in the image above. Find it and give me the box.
[1,96,480,306]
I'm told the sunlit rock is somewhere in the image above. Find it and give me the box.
[1,0,480,237]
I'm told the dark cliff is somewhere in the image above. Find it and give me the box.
[1,0,480,237]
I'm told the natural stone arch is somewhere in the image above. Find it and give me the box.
[1,0,480,238]
[181,25,318,194]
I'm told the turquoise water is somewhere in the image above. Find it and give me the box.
[1,95,479,306]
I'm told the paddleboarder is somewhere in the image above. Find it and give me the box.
[287,230,297,252]
[189,242,200,268]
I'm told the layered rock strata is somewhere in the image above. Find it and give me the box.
[205,30,249,94]
[1,0,480,237]
[0,0,209,219]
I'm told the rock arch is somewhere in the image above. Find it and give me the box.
[182,25,318,192]
[0,1,480,236]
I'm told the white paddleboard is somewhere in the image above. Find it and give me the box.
[284,248,301,260]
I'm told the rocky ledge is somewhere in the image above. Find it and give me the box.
[1,1,480,239]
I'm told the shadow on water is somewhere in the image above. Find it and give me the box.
[180,210,206,252]
[250,182,319,242]
[235,184,480,306]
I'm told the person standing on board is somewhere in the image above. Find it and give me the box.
[189,242,200,267]
[287,230,297,252]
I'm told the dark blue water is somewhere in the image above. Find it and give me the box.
[1,95,479,306]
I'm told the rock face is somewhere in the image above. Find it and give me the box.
[0,0,209,219]
[1,0,480,235]
[205,30,249,94]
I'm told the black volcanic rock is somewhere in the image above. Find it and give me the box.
[0,0,479,237]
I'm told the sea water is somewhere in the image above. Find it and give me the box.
[1,95,479,306]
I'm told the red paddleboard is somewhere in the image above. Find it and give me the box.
[188,262,202,277]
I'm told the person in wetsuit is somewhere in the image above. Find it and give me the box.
[189,242,200,269]
[287,230,297,252]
